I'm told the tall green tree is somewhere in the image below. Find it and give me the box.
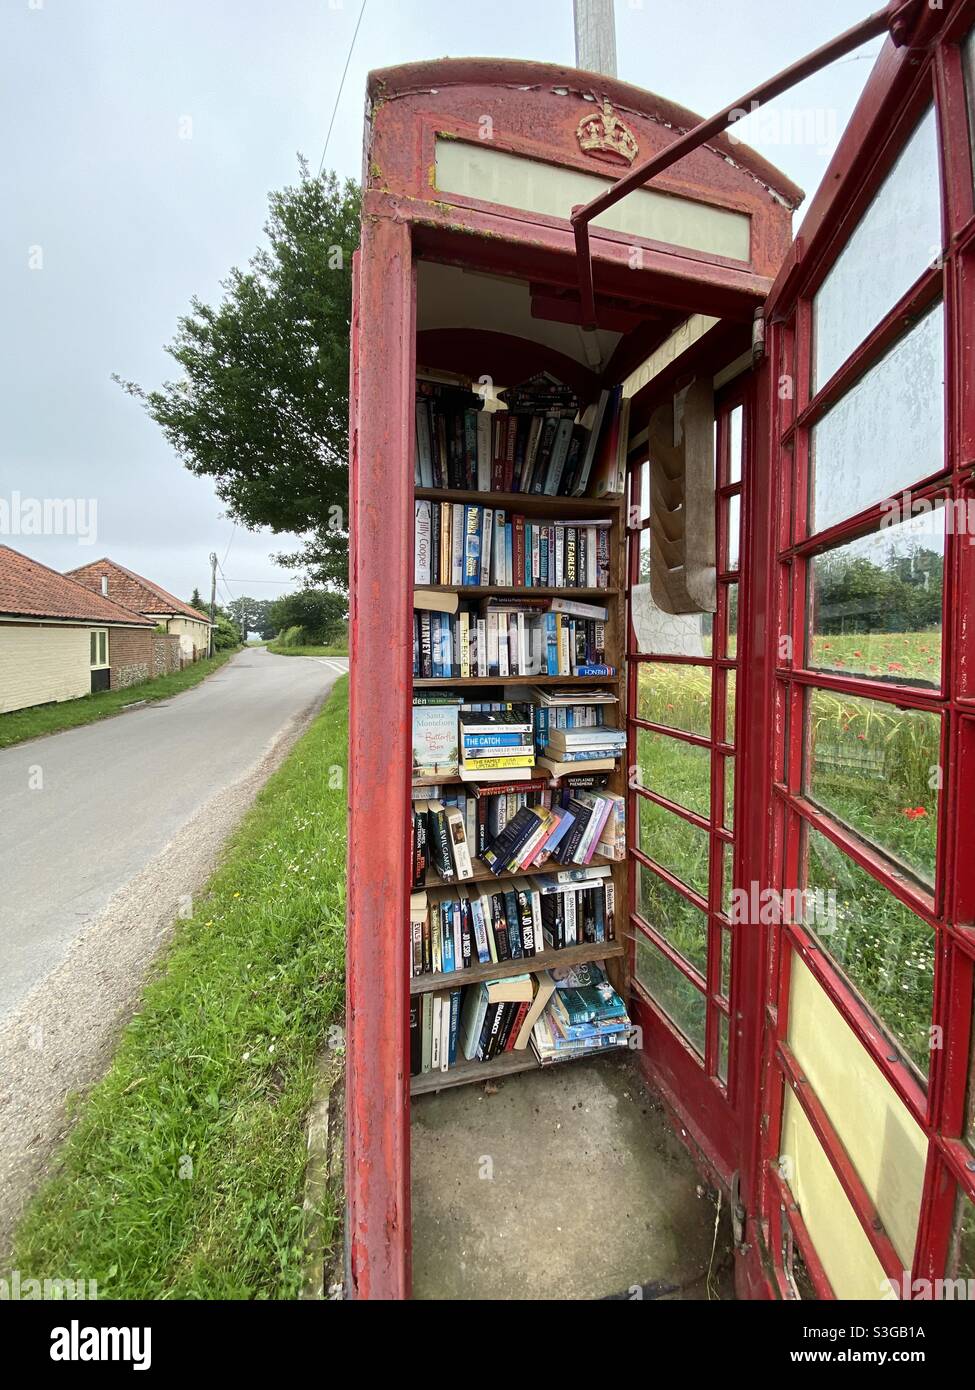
[116,163,360,590]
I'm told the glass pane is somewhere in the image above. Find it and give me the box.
[949,1191,975,1280]
[717,1011,729,1084]
[638,526,651,581]
[636,661,711,737]
[636,728,711,817]
[636,864,708,973]
[99,632,107,665]
[810,301,945,535]
[808,505,944,689]
[637,795,710,897]
[726,584,738,658]
[723,756,735,830]
[729,406,743,484]
[640,460,650,522]
[725,670,736,746]
[90,631,97,665]
[804,827,935,1075]
[813,107,941,388]
[806,690,940,885]
[727,493,740,571]
[635,933,706,1057]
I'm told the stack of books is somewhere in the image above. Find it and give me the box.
[409,870,616,979]
[531,962,633,1065]
[413,372,627,500]
[413,596,614,680]
[537,725,628,780]
[414,500,613,590]
[459,709,535,783]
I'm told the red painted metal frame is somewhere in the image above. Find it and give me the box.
[749,4,975,1301]
[345,54,805,1300]
[570,3,916,329]
[624,386,746,1184]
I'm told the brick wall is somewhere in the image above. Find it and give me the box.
[152,633,181,676]
[108,627,152,691]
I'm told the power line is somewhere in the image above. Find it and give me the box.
[317,0,368,176]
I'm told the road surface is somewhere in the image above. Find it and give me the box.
[0,646,347,1019]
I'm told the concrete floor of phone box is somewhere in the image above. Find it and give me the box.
[411,1052,735,1300]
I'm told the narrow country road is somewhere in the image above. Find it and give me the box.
[0,645,348,1246]
[0,646,347,1019]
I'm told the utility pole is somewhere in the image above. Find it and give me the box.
[573,0,617,77]
[208,551,217,657]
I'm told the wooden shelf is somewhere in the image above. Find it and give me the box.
[411,1049,539,1096]
[417,585,616,599]
[423,852,614,888]
[413,674,619,687]
[410,939,624,997]
[410,1034,627,1095]
[416,487,624,519]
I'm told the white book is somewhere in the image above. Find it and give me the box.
[477,618,487,677]
[586,527,598,587]
[498,613,509,677]
[479,508,493,586]
[478,890,499,963]
[554,528,564,588]
[572,389,610,497]
[414,501,432,585]
[469,893,491,965]
[451,505,465,586]
[444,805,473,880]
[476,411,493,491]
[440,992,451,1073]
[564,889,578,946]
[430,995,442,1071]
[487,612,499,675]
[453,906,463,970]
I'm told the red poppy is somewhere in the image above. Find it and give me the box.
[888,662,904,671]
[902,806,927,820]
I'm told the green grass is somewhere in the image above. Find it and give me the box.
[0,651,239,751]
[267,642,348,658]
[11,676,349,1300]
[633,629,940,1076]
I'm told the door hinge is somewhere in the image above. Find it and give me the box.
[751,309,766,365]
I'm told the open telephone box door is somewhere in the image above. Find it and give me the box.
[346,0,975,1300]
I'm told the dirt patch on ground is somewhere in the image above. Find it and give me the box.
[0,685,329,1256]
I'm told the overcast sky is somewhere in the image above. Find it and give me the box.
[0,0,879,608]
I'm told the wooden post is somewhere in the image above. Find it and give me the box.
[573,0,617,77]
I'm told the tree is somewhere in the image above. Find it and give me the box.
[188,587,207,615]
[270,589,348,646]
[225,595,276,641]
[213,614,242,650]
[115,164,360,590]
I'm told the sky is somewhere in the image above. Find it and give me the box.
[0,0,880,610]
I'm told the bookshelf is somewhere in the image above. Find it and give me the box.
[410,370,632,1091]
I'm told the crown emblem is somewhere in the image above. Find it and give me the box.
[576,99,639,165]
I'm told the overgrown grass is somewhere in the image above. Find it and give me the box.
[11,677,349,1300]
[0,651,238,751]
[267,642,348,658]
[633,629,940,1075]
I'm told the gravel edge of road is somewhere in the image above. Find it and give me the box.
[0,676,334,1255]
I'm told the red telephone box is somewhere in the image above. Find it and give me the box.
[347,0,975,1300]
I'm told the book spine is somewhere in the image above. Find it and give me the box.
[414,501,432,584]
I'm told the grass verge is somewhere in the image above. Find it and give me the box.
[0,650,240,751]
[267,643,348,658]
[11,676,349,1299]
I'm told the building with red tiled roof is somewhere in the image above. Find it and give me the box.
[66,557,213,663]
[0,545,157,714]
